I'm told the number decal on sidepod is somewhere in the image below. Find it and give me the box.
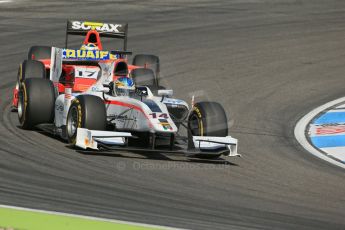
[149,113,168,119]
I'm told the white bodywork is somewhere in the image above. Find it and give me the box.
[50,47,239,156]
[193,136,239,157]
[76,128,132,150]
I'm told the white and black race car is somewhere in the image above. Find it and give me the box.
[16,21,239,159]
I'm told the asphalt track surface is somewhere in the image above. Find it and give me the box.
[1,1,345,229]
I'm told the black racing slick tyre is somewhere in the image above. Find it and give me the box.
[18,78,55,129]
[188,102,229,159]
[66,95,107,144]
[17,60,46,83]
[132,54,160,87]
[131,68,158,90]
[188,102,228,137]
[28,46,52,60]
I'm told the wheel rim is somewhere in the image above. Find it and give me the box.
[67,106,79,138]
[17,88,24,121]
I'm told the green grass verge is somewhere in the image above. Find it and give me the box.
[0,206,161,230]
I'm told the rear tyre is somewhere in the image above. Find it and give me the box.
[28,46,51,60]
[17,60,46,83]
[131,68,158,91]
[66,95,107,144]
[18,78,55,129]
[132,54,160,86]
[188,102,229,159]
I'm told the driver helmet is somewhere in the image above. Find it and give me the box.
[114,77,135,96]
[80,43,99,51]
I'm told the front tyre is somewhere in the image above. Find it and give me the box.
[188,102,229,159]
[66,95,107,144]
[188,102,228,137]
[28,46,52,60]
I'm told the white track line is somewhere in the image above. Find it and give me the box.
[294,96,345,170]
[0,0,12,3]
[0,204,183,230]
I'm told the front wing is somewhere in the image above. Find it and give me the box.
[76,128,240,158]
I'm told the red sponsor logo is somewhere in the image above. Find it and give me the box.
[316,125,345,135]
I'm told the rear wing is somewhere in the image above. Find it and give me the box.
[49,47,110,86]
[65,20,128,50]
[49,47,132,85]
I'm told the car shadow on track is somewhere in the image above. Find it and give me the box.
[13,116,239,166]
[75,148,238,166]
[31,130,238,166]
